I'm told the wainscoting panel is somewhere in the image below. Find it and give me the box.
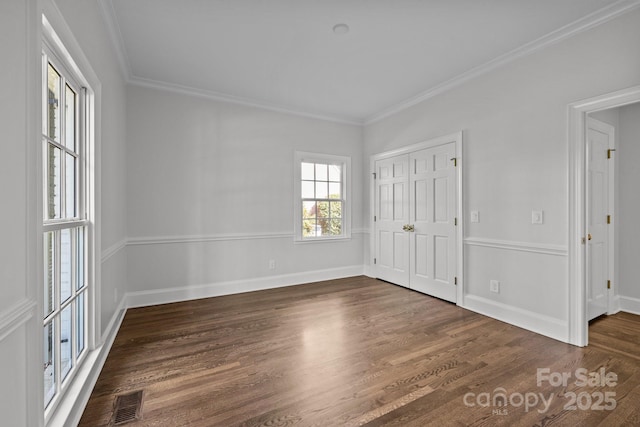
[461,238,569,341]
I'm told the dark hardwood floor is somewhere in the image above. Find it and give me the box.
[79,276,640,426]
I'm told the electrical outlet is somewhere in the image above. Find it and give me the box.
[532,210,544,225]
[268,259,276,270]
[490,280,500,293]
[470,211,479,223]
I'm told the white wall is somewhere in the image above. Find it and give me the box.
[618,102,640,310]
[363,9,640,341]
[126,85,364,304]
[0,0,39,425]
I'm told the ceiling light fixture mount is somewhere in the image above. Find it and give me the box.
[332,23,350,35]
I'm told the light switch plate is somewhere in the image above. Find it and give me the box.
[532,210,544,225]
[470,211,479,223]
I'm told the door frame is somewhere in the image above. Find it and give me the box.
[369,131,464,304]
[568,85,640,346]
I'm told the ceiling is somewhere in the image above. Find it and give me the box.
[103,0,638,124]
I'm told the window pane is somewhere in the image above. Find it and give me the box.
[315,182,328,199]
[44,321,55,407]
[330,201,342,218]
[329,164,341,182]
[60,305,72,381]
[76,291,85,357]
[315,163,328,181]
[65,154,76,218]
[60,229,72,303]
[47,64,60,141]
[328,219,342,236]
[317,201,329,219]
[77,227,84,290]
[301,181,315,198]
[65,85,76,150]
[47,144,61,219]
[303,219,317,237]
[301,162,315,180]
[44,232,55,317]
[302,201,316,219]
[329,182,341,199]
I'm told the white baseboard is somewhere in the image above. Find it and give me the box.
[362,265,376,278]
[619,295,640,315]
[48,298,127,427]
[126,265,365,308]
[461,294,568,343]
[608,294,621,315]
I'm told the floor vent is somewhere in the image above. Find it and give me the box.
[111,390,144,425]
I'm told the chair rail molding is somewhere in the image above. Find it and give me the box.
[464,237,568,257]
[0,298,37,342]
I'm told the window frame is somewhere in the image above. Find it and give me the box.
[41,33,93,421]
[294,151,351,242]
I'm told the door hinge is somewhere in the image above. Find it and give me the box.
[373,172,377,179]
[454,277,458,285]
[607,280,611,289]
[374,258,377,265]
[607,214,611,224]
[374,215,377,222]
[454,217,458,226]
[450,157,457,167]
[607,149,616,159]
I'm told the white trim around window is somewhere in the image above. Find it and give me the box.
[294,152,351,242]
[41,8,101,426]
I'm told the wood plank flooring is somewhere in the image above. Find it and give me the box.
[79,276,640,426]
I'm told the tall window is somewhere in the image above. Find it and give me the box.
[294,152,351,241]
[42,51,88,410]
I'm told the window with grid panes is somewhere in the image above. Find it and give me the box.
[42,51,89,411]
[294,152,350,241]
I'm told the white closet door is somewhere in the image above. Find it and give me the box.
[374,141,458,303]
[374,154,410,287]
[409,143,457,302]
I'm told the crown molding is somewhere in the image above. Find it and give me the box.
[364,0,640,125]
[97,0,132,80]
[128,75,363,126]
[98,0,640,127]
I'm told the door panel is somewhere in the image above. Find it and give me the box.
[434,235,449,282]
[375,155,410,287]
[414,234,428,277]
[586,118,612,321]
[409,143,457,302]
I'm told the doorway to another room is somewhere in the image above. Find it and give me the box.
[569,87,640,347]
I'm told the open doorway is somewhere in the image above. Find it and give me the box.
[568,86,640,347]
[586,103,640,354]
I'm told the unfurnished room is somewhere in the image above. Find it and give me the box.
[2,0,640,426]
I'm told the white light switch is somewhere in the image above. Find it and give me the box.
[532,210,544,225]
[470,211,479,223]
